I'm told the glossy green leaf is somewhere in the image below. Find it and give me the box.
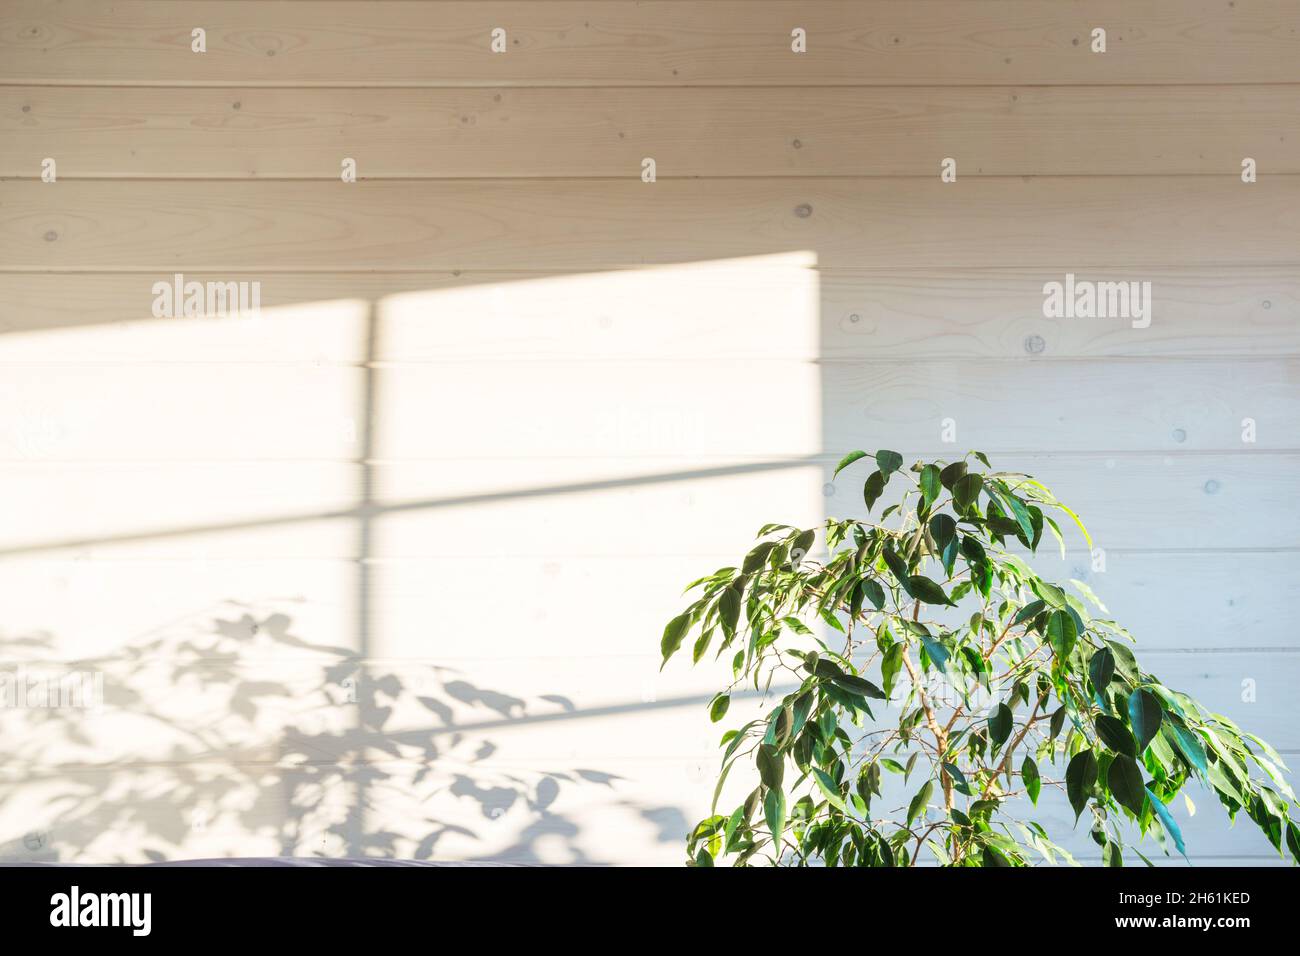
[812,768,849,813]
[1095,714,1136,757]
[952,473,982,511]
[764,787,787,849]
[942,762,973,796]
[881,643,903,697]
[858,577,885,611]
[876,450,904,476]
[1021,757,1041,805]
[1045,609,1077,660]
[1163,721,1209,777]
[1128,688,1163,754]
[919,464,941,508]
[907,575,951,606]
[833,450,869,477]
[709,693,730,723]
[938,460,967,490]
[863,471,886,512]
[1108,755,1146,816]
[1066,749,1098,822]
[907,781,933,827]
[834,673,887,700]
[1146,787,1186,856]
[928,513,956,551]
[1088,647,1115,693]
[661,611,692,664]
[988,703,1013,750]
[756,744,784,789]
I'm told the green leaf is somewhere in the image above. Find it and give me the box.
[1089,647,1115,693]
[1045,609,1077,660]
[1146,787,1186,856]
[709,693,730,723]
[1095,714,1136,757]
[907,575,951,606]
[1049,706,1067,740]
[942,762,972,796]
[863,471,886,512]
[789,528,815,566]
[952,473,982,511]
[694,847,714,867]
[939,460,967,490]
[920,635,950,673]
[876,449,904,476]
[928,513,956,551]
[1108,755,1146,816]
[882,546,909,585]
[741,541,776,574]
[881,643,903,698]
[763,787,787,849]
[1013,599,1046,625]
[1034,580,1068,609]
[987,483,1034,542]
[1066,749,1098,822]
[812,768,849,813]
[1128,688,1163,754]
[1021,757,1041,805]
[833,450,869,477]
[1163,721,1209,777]
[833,673,887,700]
[756,744,784,789]
[907,781,934,827]
[988,703,1013,750]
[661,611,693,664]
[719,584,742,640]
[919,465,941,507]
[858,577,885,611]
[1102,841,1122,867]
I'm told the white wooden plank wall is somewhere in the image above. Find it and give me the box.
[0,0,1297,865]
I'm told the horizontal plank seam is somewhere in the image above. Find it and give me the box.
[6,173,1300,183]
[7,81,1300,90]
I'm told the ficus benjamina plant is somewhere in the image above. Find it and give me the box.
[661,450,1299,867]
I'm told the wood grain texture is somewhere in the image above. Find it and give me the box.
[4,1,1299,87]
[3,268,1299,363]
[5,178,1299,272]
[6,84,1300,178]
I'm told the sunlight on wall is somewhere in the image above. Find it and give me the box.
[0,253,822,864]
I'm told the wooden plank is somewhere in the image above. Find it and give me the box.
[3,454,1289,561]
[4,550,1295,665]
[4,178,1299,272]
[4,1,1299,87]
[2,651,1296,767]
[1,356,1292,460]
[819,268,1300,360]
[6,84,1300,178]
[822,358,1300,454]
[3,267,1300,363]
